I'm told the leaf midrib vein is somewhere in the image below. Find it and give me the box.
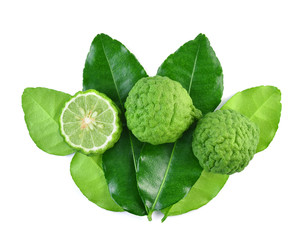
[149,142,177,215]
[249,92,277,120]
[100,40,123,109]
[129,132,140,173]
[188,43,201,93]
[27,93,58,125]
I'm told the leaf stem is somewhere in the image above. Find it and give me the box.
[147,211,153,221]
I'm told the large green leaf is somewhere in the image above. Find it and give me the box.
[158,33,223,115]
[70,152,123,212]
[162,171,229,221]
[137,34,224,220]
[83,33,148,216]
[83,33,147,109]
[221,86,282,152]
[22,87,74,156]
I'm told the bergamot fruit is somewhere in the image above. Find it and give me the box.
[59,90,122,154]
[192,109,260,175]
[125,76,202,145]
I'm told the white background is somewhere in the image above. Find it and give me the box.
[1,0,304,239]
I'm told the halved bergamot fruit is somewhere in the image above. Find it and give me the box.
[59,90,122,154]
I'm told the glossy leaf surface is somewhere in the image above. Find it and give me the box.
[137,126,203,219]
[83,33,147,109]
[158,33,223,114]
[102,128,147,215]
[83,33,148,215]
[22,87,74,156]
[222,86,282,152]
[137,34,224,219]
[70,152,123,212]
[162,171,228,221]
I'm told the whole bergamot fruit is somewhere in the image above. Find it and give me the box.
[125,76,202,145]
[192,109,260,175]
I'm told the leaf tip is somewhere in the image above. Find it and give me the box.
[195,33,207,40]
[95,33,110,39]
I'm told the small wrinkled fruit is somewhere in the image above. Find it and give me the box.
[192,109,260,175]
[125,76,202,145]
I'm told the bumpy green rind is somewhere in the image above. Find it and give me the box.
[59,89,122,155]
[192,109,260,175]
[125,76,202,145]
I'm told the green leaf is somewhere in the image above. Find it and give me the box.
[221,86,282,152]
[70,152,123,212]
[82,33,148,216]
[137,126,203,220]
[137,34,224,220]
[83,33,147,110]
[161,171,228,221]
[22,87,74,156]
[158,33,223,115]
